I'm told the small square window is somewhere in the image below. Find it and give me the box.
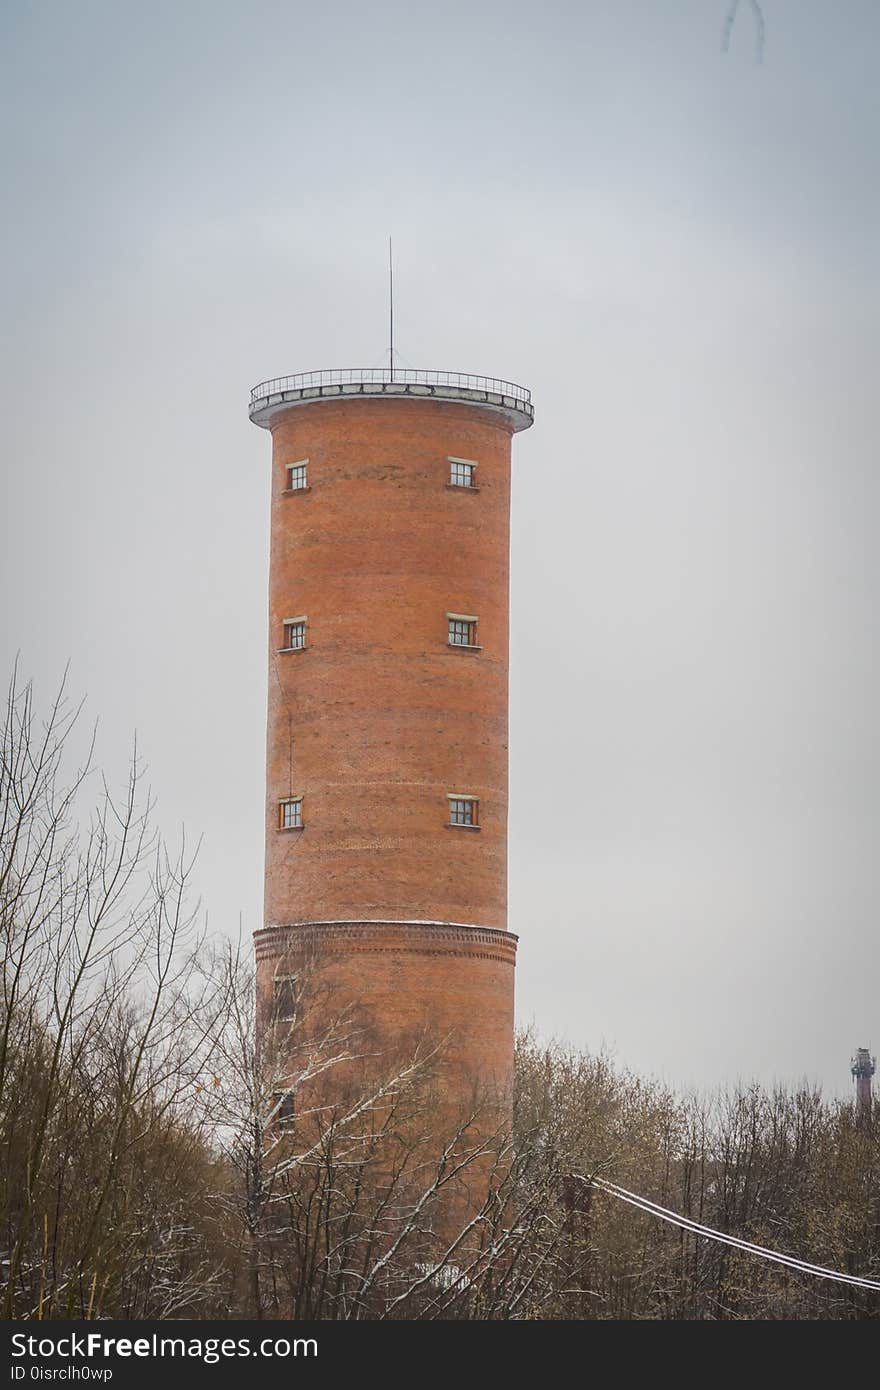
[286,462,308,491]
[448,796,479,827]
[279,797,303,830]
[448,458,477,488]
[275,1091,295,1124]
[274,976,298,1022]
[282,619,306,651]
[448,616,478,648]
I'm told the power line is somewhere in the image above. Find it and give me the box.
[578,1176,880,1292]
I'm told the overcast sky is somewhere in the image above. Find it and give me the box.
[2,0,877,1096]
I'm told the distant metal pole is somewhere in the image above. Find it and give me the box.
[389,236,394,381]
[852,1047,876,1121]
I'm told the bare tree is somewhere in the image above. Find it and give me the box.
[0,665,231,1318]
[5,666,878,1321]
[208,942,516,1319]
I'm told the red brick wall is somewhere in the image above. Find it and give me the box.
[258,395,517,1110]
[255,921,517,1102]
[264,397,513,930]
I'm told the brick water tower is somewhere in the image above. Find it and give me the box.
[249,367,533,1108]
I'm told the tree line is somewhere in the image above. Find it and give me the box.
[2,669,877,1320]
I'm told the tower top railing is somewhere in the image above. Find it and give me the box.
[249,367,531,407]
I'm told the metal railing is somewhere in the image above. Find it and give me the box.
[249,367,531,407]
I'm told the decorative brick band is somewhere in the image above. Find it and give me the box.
[254,920,518,969]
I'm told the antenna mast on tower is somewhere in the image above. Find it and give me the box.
[389,236,394,381]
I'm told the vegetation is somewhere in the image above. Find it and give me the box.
[2,670,877,1320]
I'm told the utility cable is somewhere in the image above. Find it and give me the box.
[579,1176,880,1292]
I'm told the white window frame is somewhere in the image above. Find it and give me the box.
[281,616,307,652]
[447,794,480,828]
[285,459,309,491]
[448,456,478,488]
[447,612,480,648]
[279,796,303,830]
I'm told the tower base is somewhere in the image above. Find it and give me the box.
[255,920,517,1106]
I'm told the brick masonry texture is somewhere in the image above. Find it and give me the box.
[256,921,517,1098]
[258,395,518,1096]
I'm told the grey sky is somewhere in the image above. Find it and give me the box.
[2,0,877,1096]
